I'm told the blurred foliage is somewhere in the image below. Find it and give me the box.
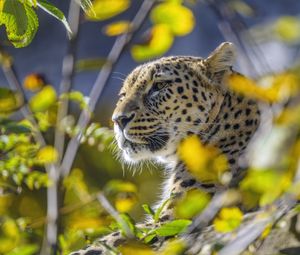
[178,135,229,184]
[1,0,300,254]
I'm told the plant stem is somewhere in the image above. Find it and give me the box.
[60,0,156,177]
[0,55,46,146]
[42,1,81,255]
[54,0,81,163]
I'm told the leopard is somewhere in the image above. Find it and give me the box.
[70,42,261,255]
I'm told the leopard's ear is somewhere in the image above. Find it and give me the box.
[204,42,236,84]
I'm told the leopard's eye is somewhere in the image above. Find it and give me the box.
[149,80,172,97]
[153,81,167,91]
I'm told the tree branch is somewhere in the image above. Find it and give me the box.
[60,0,156,177]
[42,1,81,255]
[0,50,46,147]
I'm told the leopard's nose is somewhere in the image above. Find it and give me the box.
[112,112,135,130]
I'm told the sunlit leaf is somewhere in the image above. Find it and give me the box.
[37,0,72,36]
[119,213,136,237]
[86,0,130,21]
[142,204,155,217]
[61,91,88,110]
[274,16,300,43]
[36,146,58,164]
[155,219,191,237]
[75,58,106,72]
[240,169,291,208]
[0,0,39,48]
[175,189,210,219]
[103,20,132,36]
[228,0,256,17]
[213,207,243,233]
[151,2,194,36]
[6,244,39,255]
[131,24,174,62]
[0,88,23,113]
[159,239,186,255]
[259,224,272,240]
[177,135,228,183]
[228,73,299,103]
[23,73,45,91]
[25,171,50,189]
[105,179,137,194]
[120,241,155,255]
[29,85,56,112]
[0,218,20,253]
[115,193,137,213]
[154,197,172,223]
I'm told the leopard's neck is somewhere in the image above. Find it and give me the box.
[155,91,260,221]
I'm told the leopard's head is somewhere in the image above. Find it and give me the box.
[112,42,236,164]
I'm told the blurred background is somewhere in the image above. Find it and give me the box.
[1,0,300,254]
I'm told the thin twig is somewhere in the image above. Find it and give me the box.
[0,54,46,146]
[60,0,156,177]
[42,2,81,255]
[54,0,81,164]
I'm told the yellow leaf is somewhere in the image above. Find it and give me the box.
[151,2,194,36]
[228,73,299,103]
[36,146,58,164]
[240,169,292,208]
[119,241,155,255]
[29,85,57,112]
[70,217,106,230]
[274,16,300,43]
[175,189,210,219]
[103,20,131,36]
[0,88,22,113]
[131,24,174,62]
[177,135,228,183]
[213,207,243,233]
[260,224,272,240]
[115,194,137,213]
[86,0,130,21]
[23,73,45,91]
[159,239,186,255]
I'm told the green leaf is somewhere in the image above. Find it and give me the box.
[61,91,88,109]
[4,122,31,134]
[175,189,211,219]
[154,219,191,237]
[119,213,136,237]
[154,197,172,222]
[37,0,72,36]
[75,58,106,72]
[104,180,137,195]
[144,233,157,244]
[0,87,23,113]
[29,85,56,112]
[142,204,155,217]
[0,0,39,48]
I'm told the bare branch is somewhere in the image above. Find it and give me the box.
[0,50,46,146]
[54,0,81,164]
[61,0,156,177]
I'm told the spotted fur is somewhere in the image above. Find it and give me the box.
[70,42,260,255]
